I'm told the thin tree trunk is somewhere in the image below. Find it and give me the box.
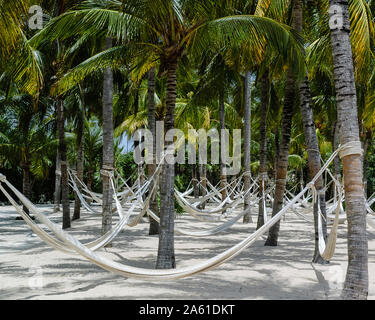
[265,0,300,246]
[101,38,114,247]
[293,0,328,263]
[57,99,70,229]
[257,70,269,230]
[199,164,207,209]
[362,133,370,198]
[53,150,61,213]
[73,119,84,221]
[156,58,178,269]
[219,91,227,203]
[299,75,328,263]
[21,162,32,217]
[192,163,199,198]
[147,67,160,235]
[328,0,368,299]
[274,127,280,180]
[243,71,252,223]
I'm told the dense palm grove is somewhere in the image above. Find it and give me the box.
[0,0,374,299]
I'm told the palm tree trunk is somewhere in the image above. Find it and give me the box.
[265,0,300,246]
[21,162,31,216]
[257,70,269,230]
[199,164,207,209]
[73,119,84,221]
[328,0,368,299]
[243,71,252,223]
[333,121,341,180]
[53,150,61,213]
[57,99,70,229]
[299,75,328,263]
[274,127,280,180]
[147,67,160,235]
[156,58,178,269]
[192,163,199,198]
[101,38,114,246]
[293,0,328,263]
[219,91,227,203]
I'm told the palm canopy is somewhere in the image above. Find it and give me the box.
[0,0,44,95]
[30,0,305,95]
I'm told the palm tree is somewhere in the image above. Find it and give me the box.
[101,37,115,244]
[242,71,252,223]
[256,69,270,230]
[0,94,58,215]
[265,0,302,246]
[147,66,160,235]
[33,0,304,268]
[328,0,368,300]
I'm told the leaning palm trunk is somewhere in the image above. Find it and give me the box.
[328,0,368,299]
[101,38,114,246]
[243,71,252,223]
[147,67,160,236]
[57,100,70,229]
[265,0,299,246]
[264,69,295,246]
[156,58,178,269]
[53,150,61,213]
[299,75,328,263]
[294,0,328,263]
[257,71,269,230]
[73,121,84,221]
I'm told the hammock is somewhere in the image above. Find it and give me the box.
[0,141,364,280]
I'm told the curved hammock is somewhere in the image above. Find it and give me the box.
[0,141,358,280]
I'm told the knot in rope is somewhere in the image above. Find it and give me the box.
[55,170,61,176]
[0,174,6,182]
[243,171,251,177]
[101,165,115,178]
[306,181,315,190]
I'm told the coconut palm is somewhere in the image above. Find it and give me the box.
[0,93,59,215]
[31,0,304,268]
[328,0,368,300]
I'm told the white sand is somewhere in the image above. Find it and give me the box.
[0,203,374,300]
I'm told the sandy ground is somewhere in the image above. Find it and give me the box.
[0,202,374,300]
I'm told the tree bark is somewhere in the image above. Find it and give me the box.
[156,58,178,269]
[299,75,328,263]
[243,71,252,223]
[293,0,328,263]
[101,38,114,246]
[199,164,207,209]
[21,162,32,216]
[73,117,84,221]
[147,67,160,235]
[265,0,300,246]
[257,70,269,230]
[53,150,61,213]
[57,99,70,229]
[192,163,199,198]
[328,0,368,299]
[219,91,227,203]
